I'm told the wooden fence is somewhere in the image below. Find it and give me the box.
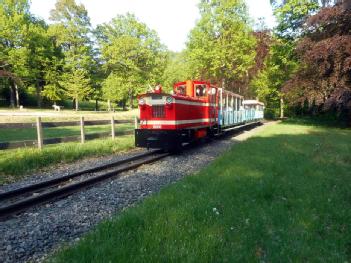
[0,117,138,150]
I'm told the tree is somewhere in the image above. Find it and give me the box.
[61,68,92,111]
[49,0,95,110]
[251,39,299,118]
[26,17,63,107]
[270,0,320,40]
[0,0,65,108]
[102,73,131,110]
[161,51,192,92]
[283,3,351,122]
[42,57,65,103]
[96,14,167,109]
[0,0,32,107]
[186,0,256,95]
[249,0,321,118]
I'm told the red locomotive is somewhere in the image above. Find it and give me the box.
[135,80,264,151]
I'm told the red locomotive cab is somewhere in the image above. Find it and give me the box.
[136,80,219,150]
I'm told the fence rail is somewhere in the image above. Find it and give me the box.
[0,117,137,150]
[0,119,132,129]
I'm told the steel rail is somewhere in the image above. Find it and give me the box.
[0,152,169,219]
[0,150,161,201]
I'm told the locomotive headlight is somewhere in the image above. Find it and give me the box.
[165,96,173,109]
[166,96,173,104]
[138,98,145,106]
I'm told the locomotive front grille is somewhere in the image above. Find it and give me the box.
[152,105,165,118]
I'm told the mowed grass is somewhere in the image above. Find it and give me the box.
[0,123,134,142]
[51,121,351,262]
[0,135,135,184]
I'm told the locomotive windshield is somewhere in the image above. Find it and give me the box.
[175,85,186,95]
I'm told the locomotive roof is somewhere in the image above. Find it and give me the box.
[243,100,265,106]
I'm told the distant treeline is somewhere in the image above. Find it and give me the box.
[0,0,350,124]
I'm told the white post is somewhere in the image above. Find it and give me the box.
[225,93,229,125]
[80,116,85,143]
[36,117,43,150]
[220,89,223,125]
[236,98,239,122]
[111,116,115,139]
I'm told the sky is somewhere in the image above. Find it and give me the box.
[30,0,276,52]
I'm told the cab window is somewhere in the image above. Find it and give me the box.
[175,85,186,95]
[195,84,207,97]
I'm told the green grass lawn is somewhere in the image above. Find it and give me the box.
[0,135,135,184]
[0,123,134,142]
[51,121,351,262]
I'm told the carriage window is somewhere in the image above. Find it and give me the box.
[195,84,207,97]
[175,85,186,95]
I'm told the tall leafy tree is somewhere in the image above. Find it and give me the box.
[251,39,299,118]
[41,57,65,104]
[271,0,319,40]
[27,17,64,107]
[283,3,351,122]
[60,68,92,111]
[161,51,192,92]
[186,0,256,95]
[0,0,32,107]
[96,14,167,109]
[250,0,320,117]
[49,0,95,110]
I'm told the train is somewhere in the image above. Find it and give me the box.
[135,80,264,151]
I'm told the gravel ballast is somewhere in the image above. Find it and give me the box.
[0,123,272,262]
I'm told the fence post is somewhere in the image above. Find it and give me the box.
[36,117,43,150]
[111,116,115,139]
[80,116,85,143]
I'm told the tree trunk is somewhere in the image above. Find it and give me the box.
[72,99,75,109]
[9,80,15,108]
[130,95,133,109]
[107,99,111,112]
[95,99,99,111]
[75,98,79,111]
[280,96,284,118]
[343,0,351,10]
[36,82,42,108]
[15,83,20,108]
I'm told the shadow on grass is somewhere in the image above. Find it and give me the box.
[52,124,351,262]
[282,116,350,128]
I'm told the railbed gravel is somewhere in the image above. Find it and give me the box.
[0,123,269,263]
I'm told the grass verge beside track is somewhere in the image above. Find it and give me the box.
[0,135,134,184]
[51,121,351,262]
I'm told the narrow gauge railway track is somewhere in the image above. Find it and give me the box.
[0,121,262,221]
[0,150,169,220]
